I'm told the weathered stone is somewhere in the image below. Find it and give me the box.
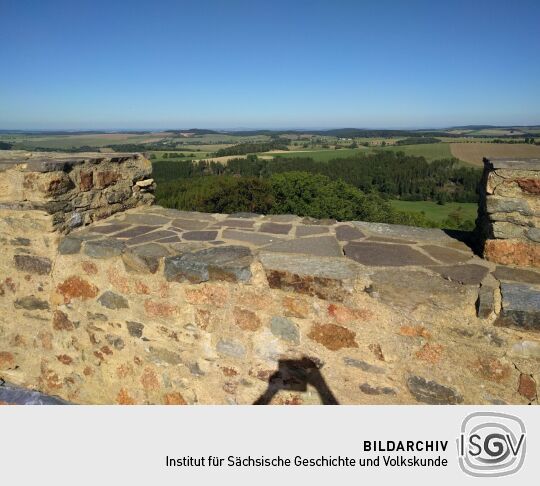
[126,321,144,338]
[233,307,261,331]
[106,334,125,350]
[125,230,178,246]
[56,276,98,301]
[122,242,169,273]
[407,376,463,405]
[98,291,129,310]
[259,252,364,301]
[343,357,385,373]
[370,270,474,312]
[136,178,154,188]
[432,264,490,285]
[14,296,49,310]
[84,238,125,259]
[164,246,252,283]
[259,222,292,235]
[13,254,52,275]
[518,374,537,401]
[270,316,299,344]
[359,383,396,395]
[308,323,357,351]
[487,196,533,215]
[526,228,540,243]
[10,237,30,246]
[421,245,471,264]
[114,225,158,239]
[495,283,540,330]
[344,242,437,266]
[508,340,540,359]
[222,229,282,246]
[216,339,246,358]
[493,266,540,285]
[58,237,82,255]
[471,356,511,383]
[171,218,209,230]
[295,225,329,237]
[148,346,182,365]
[52,310,74,330]
[213,219,254,229]
[484,239,540,268]
[264,235,342,257]
[335,225,365,241]
[123,213,170,225]
[182,230,218,241]
[90,223,131,235]
[477,285,496,319]
[353,221,452,242]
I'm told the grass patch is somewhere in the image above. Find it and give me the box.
[390,200,477,224]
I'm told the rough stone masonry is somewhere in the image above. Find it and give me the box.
[478,157,540,267]
[0,151,538,405]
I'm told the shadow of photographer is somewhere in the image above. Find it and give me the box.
[254,357,339,405]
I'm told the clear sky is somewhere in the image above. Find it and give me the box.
[1,0,539,129]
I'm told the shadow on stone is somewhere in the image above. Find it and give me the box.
[253,357,339,405]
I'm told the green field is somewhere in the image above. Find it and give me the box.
[269,147,370,161]
[380,143,453,161]
[390,200,478,224]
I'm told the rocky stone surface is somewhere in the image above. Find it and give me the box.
[1,152,540,405]
[479,157,540,267]
[496,283,540,330]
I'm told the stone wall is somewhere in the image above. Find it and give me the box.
[0,151,154,232]
[479,158,540,267]
[0,151,539,405]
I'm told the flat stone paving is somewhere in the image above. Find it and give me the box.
[63,205,540,329]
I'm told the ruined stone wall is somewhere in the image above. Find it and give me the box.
[0,152,538,405]
[0,151,154,232]
[479,158,540,267]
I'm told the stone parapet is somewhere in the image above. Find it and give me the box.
[479,157,540,267]
[1,153,539,405]
[0,151,154,233]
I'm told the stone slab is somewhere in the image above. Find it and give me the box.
[432,264,490,285]
[295,225,329,237]
[370,269,472,311]
[353,221,453,242]
[344,242,437,266]
[335,224,365,241]
[259,252,366,301]
[164,246,253,283]
[264,235,342,257]
[259,222,292,235]
[421,244,472,264]
[493,266,540,285]
[223,229,283,246]
[495,283,540,331]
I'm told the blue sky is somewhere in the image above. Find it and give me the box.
[1,0,539,129]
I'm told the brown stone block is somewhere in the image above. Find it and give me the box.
[484,239,540,268]
[308,323,358,351]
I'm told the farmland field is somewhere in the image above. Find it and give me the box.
[390,200,478,224]
[380,143,452,161]
[449,142,540,166]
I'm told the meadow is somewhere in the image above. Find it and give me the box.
[389,200,478,224]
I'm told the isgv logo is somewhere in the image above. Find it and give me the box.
[457,412,526,477]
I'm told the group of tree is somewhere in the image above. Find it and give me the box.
[214,139,289,157]
[395,137,441,145]
[193,152,482,203]
[155,172,436,227]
